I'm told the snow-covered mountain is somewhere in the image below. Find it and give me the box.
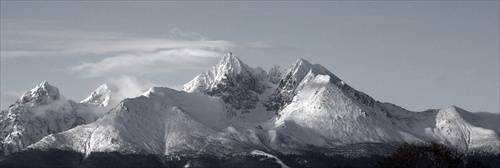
[182,52,268,114]
[25,53,499,161]
[81,84,111,107]
[0,81,99,156]
[1,53,498,167]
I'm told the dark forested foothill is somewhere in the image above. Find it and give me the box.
[0,146,499,168]
[375,142,500,168]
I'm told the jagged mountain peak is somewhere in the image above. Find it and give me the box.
[99,83,109,89]
[288,59,312,77]
[220,52,237,63]
[264,59,338,112]
[8,55,498,165]
[19,81,60,104]
[182,52,260,93]
[91,84,110,94]
[215,52,252,76]
[285,58,336,85]
[81,84,111,107]
[31,81,59,96]
[292,58,312,67]
[182,52,267,113]
[38,80,50,87]
[269,65,284,84]
[1,81,99,156]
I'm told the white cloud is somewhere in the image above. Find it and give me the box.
[1,28,284,58]
[105,75,158,107]
[63,39,236,55]
[169,28,208,41]
[57,28,286,77]
[2,26,287,83]
[68,48,221,77]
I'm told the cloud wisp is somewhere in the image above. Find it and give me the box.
[61,30,285,77]
[1,25,288,108]
[104,75,158,108]
[61,39,280,55]
[1,28,284,58]
[2,27,285,77]
[68,48,221,77]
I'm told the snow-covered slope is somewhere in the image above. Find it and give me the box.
[383,105,500,153]
[30,87,262,157]
[0,81,99,156]
[183,52,263,93]
[81,84,111,107]
[275,74,409,146]
[27,53,500,158]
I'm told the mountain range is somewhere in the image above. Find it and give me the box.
[1,52,499,167]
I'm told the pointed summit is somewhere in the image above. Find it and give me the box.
[33,81,52,91]
[1,81,99,156]
[293,58,312,67]
[182,52,258,93]
[182,52,266,112]
[19,81,60,104]
[265,59,341,112]
[222,52,234,60]
[215,52,248,76]
[81,84,111,107]
[38,80,49,87]
[288,58,335,83]
[288,59,313,82]
[31,81,60,97]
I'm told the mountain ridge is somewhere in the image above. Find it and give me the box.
[28,53,500,156]
[0,81,100,156]
[1,53,498,167]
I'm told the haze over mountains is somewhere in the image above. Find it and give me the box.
[1,53,499,167]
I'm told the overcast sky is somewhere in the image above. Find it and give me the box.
[1,1,498,113]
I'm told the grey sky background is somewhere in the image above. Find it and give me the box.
[1,1,499,113]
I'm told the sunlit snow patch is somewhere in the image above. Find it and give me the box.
[251,150,290,168]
